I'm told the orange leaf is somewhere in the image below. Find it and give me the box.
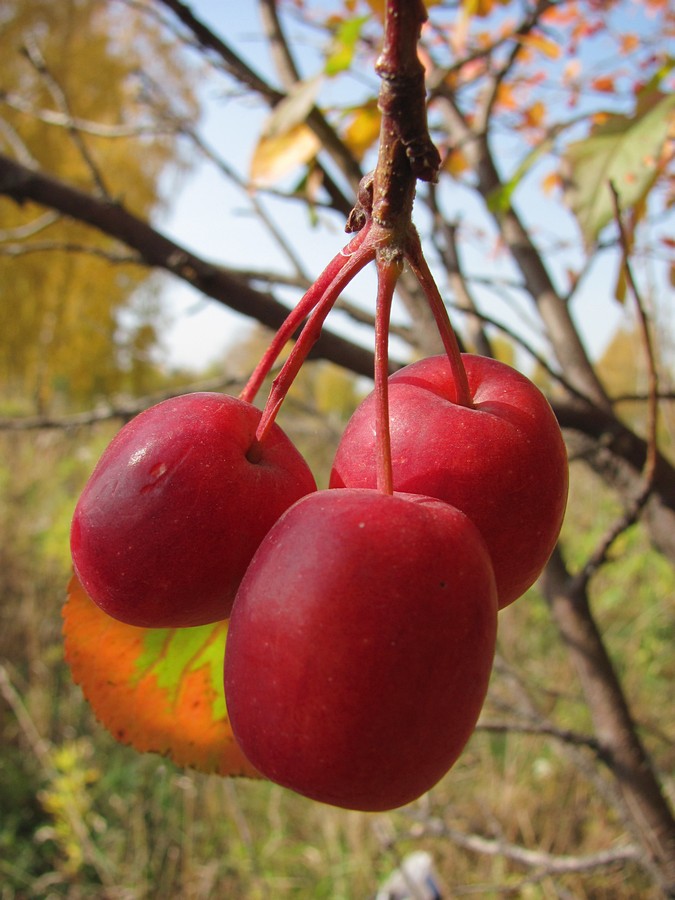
[63,576,259,778]
[620,33,640,54]
[523,100,546,129]
[541,171,561,195]
[591,76,615,94]
[443,147,470,177]
[495,82,518,111]
[563,59,582,84]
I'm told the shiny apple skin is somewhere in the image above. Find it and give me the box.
[71,392,316,627]
[330,354,568,608]
[224,488,498,811]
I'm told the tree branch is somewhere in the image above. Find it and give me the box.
[542,547,675,895]
[0,152,380,379]
[258,0,302,87]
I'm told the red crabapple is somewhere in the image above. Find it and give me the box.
[71,392,316,628]
[330,354,568,608]
[224,488,498,811]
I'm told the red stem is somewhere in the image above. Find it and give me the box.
[253,241,376,445]
[374,256,401,495]
[405,232,473,407]
[240,222,373,404]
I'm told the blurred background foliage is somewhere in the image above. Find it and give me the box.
[0,0,673,897]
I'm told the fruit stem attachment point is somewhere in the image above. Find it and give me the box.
[245,438,264,465]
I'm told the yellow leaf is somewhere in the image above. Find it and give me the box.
[462,0,509,18]
[343,103,381,159]
[250,75,323,186]
[363,0,385,19]
[515,32,562,59]
[250,124,322,187]
[541,170,560,195]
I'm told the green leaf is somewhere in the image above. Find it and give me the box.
[134,622,228,720]
[562,89,675,246]
[325,16,369,77]
[487,132,557,214]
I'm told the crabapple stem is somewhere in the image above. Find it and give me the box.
[253,241,376,446]
[244,0,454,458]
[374,254,401,495]
[240,222,373,405]
[405,232,473,408]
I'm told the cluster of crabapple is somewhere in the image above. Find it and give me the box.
[71,225,568,812]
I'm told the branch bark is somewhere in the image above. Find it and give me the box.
[554,399,675,562]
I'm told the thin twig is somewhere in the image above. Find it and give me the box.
[0,89,174,139]
[478,0,558,130]
[0,374,247,430]
[0,151,380,379]
[0,241,143,263]
[259,0,302,87]
[22,35,111,198]
[475,719,602,755]
[427,187,493,357]
[414,816,641,876]
[156,0,362,193]
[575,184,661,589]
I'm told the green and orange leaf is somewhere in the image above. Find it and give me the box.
[63,576,260,778]
[562,89,675,246]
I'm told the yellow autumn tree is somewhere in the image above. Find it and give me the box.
[0,0,200,412]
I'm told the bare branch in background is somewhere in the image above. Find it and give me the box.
[575,183,663,589]
[415,816,641,878]
[0,151,383,379]
[21,34,111,198]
